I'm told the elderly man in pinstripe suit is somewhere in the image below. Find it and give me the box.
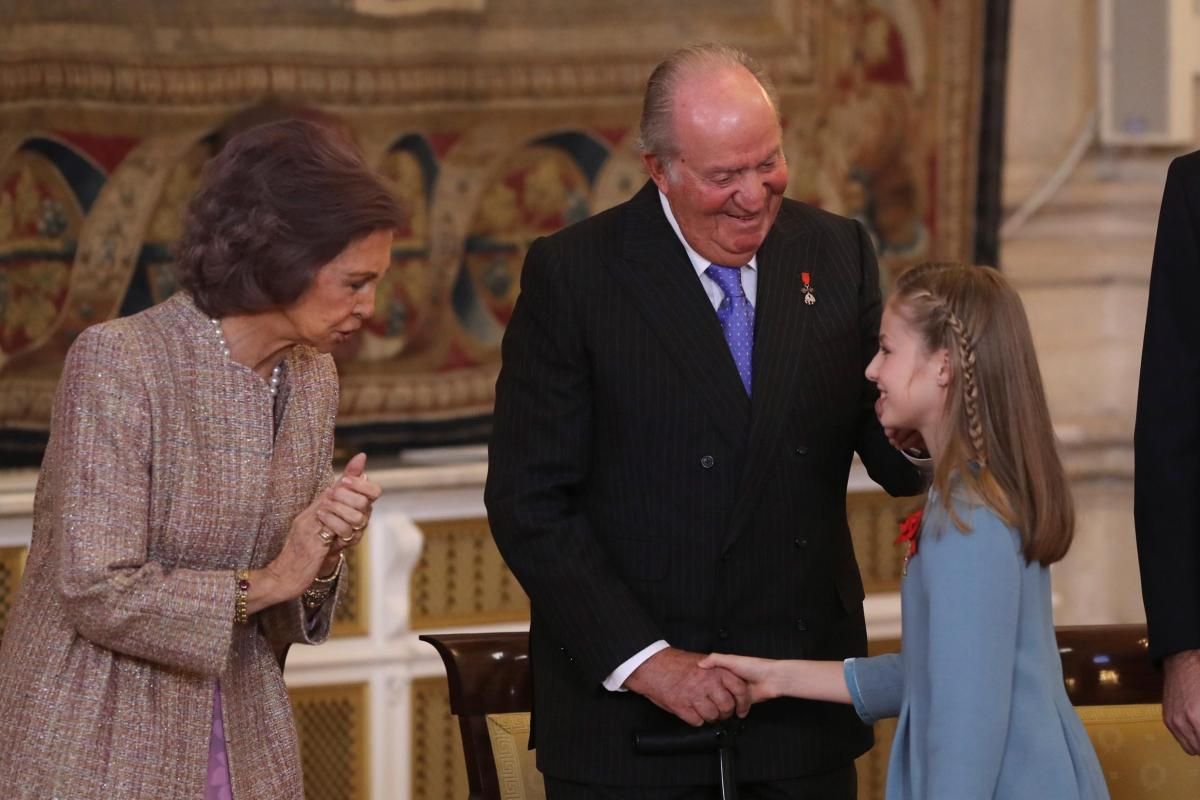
[486,43,924,799]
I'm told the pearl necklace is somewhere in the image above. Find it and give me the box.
[210,318,283,398]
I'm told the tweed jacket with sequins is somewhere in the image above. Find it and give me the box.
[0,293,343,799]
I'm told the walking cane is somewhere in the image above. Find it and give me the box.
[634,721,742,800]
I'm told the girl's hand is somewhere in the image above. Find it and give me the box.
[701,654,854,706]
[699,653,782,704]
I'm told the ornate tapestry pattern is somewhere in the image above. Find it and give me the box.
[0,0,987,461]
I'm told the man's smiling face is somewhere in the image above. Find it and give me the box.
[645,65,789,266]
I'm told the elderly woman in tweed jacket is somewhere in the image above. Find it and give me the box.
[0,119,399,799]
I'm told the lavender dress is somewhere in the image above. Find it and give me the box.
[206,685,233,800]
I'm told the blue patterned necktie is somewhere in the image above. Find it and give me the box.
[705,264,755,396]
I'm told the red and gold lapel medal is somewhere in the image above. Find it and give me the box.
[801,271,816,305]
[896,508,923,576]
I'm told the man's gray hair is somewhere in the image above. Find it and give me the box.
[637,42,781,161]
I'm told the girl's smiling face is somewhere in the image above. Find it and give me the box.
[865,302,950,449]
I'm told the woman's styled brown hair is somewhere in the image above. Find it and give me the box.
[891,262,1074,566]
[175,117,401,318]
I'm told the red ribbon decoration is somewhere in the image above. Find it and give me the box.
[895,508,923,560]
[801,271,811,286]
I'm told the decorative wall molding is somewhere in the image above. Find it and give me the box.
[350,0,487,16]
[0,53,817,108]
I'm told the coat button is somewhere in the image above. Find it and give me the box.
[794,446,809,456]
[718,628,729,640]
[700,455,715,469]
[796,618,807,632]
[794,537,808,549]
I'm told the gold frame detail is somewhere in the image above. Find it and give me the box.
[1076,703,1164,724]
[485,712,541,800]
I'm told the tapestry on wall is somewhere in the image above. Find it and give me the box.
[0,0,994,465]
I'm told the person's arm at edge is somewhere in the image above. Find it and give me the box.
[1135,153,1200,755]
[1135,154,1200,663]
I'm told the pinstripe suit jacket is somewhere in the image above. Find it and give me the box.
[485,181,924,786]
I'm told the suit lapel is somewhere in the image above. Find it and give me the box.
[607,182,750,449]
[605,185,824,544]
[724,208,821,551]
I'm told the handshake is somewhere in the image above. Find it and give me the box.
[624,646,827,727]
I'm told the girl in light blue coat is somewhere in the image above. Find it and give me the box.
[704,263,1110,799]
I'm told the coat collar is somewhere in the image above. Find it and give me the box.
[162,292,327,470]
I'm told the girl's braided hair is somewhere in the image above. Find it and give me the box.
[888,262,1073,566]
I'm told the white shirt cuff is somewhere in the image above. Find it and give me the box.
[902,448,933,472]
[603,640,670,691]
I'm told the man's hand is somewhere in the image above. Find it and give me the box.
[885,426,927,457]
[623,647,751,726]
[698,652,782,704]
[1163,649,1200,755]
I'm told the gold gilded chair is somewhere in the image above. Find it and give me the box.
[419,631,542,800]
[1058,624,1200,799]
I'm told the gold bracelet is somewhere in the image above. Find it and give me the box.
[313,552,345,584]
[302,553,344,610]
[234,569,250,624]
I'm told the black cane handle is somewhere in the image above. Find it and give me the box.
[633,724,738,754]
[633,724,741,800]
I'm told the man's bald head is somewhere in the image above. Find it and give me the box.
[637,43,781,163]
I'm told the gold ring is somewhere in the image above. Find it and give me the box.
[317,528,335,544]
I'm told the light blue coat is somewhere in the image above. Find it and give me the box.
[844,490,1110,800]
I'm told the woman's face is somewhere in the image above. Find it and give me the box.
[282,229,394,352]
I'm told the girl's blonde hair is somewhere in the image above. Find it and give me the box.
[891,262,1073,565]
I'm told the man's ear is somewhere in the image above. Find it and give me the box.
[644,153,671,195]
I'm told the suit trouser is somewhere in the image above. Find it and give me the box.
[543,764,856,800]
